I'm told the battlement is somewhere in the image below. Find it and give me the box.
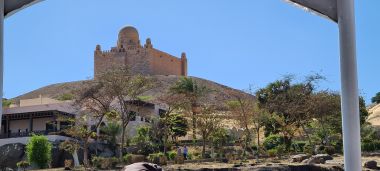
[94,26,187,78]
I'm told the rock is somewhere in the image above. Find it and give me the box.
[99,147,114,157]
[305,156,325,164]
[314,154,333,161]
[290,154,309,163]
[0,143,25,170]
[364,160,378,169]
[131,155,146,163]
[122,162,162,171]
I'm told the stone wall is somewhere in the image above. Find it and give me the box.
[93,26,187,78]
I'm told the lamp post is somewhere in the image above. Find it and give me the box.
[0,0,42,136]
[285,0,361,170]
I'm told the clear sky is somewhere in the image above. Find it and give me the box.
[4,0,380,104]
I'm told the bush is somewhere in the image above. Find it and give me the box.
[148,153,166,165]
[26,135,52,169]
[324,146,335,155]
[92,157,119,169]
[123,154,133,164]
[167,151,177,161]
[292,141,306,152]
[362,140,380,152]
[267,149,278,157]
[263,134,284,150]
[16,161,30,171]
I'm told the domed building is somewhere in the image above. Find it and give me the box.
[94,26,187,78]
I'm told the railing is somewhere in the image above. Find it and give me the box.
[0,130,53,139]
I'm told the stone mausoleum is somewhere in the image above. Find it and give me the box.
[94,26,188,78]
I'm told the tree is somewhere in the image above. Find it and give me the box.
[256,74,324,150]
[227,90,255,157]
[99,67,153,160]
[170,77,209,141]
[68,78,115,166]
[26,135,52,169]
[372,92,380,104]
[100,122,122,154]
[156,93,188,153]
[196,106,222,158]
[59,140,80,167]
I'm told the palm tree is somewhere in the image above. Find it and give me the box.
[101,123,122,154]
[170,77,209,140]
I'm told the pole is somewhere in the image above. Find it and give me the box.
[337,0,362,170]
[0,0,4,135]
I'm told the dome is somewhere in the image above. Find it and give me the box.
[118,26,140,47]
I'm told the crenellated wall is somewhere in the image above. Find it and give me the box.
[93,26,187,78]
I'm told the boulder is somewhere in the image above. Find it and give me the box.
[304,156,325,164]
[99,147,114,158]
[364,160,378,169]
[0,143,25,169]
[122,162,162,171]
[314,154,333,161]
[290,154,310,163]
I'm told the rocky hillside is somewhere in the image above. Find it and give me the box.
[368,103,380,127]
[12,75,249,108]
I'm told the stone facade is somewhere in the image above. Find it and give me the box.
[94,26,188,78]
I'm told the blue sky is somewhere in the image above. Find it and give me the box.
[4,0,380,104]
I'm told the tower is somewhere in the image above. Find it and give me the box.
[94,26,188,78]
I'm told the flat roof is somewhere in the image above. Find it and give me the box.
[2,102,76,115]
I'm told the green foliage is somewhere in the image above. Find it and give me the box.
[166,113,189,138]
[211,128,229,148]
[59,140,80,154]
[132,125,155,155]
[2,98,13,107]
[167,151,177,161]
[372,92,380,104]
[16,161,30,170]
[323,146,335,155]
[362,140,380,152]
[26,135,52,169]
[148,152,165,164]
[100,123,121,146]
[123,154,133,164]
[263,134,284,150]
[56,93,75,101]
[91,156,119,169]
[291,141,307,152]
[267,149,278,157]
[137,95,153,101]
[359,97,369,125]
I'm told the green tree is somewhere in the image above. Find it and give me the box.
[101,122,122,154]
[196,106,222,158]
[26,135,52,169]
[371,92,380,104]
[59,140,80,167]
[170,77,209,141]
[99,66,153,160]
[2,98,13,107]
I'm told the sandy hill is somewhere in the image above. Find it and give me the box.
[12,75,248,108]
[368,103,380,127]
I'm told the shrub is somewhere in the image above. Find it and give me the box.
[148,153,166,165]
[167,151,177,161]
[267,149,278,157]
[123,154,133,164]
[16,161,30,171]
[362,140,380,152]
[92,156,119,169]
[324,146,335,155]
[292,141,306,152]
[26,135,52,169]
[263,134,284,150]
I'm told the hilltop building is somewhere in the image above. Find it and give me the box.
[94,26,188,78]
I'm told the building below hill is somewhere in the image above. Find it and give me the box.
[94,26,188,78]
